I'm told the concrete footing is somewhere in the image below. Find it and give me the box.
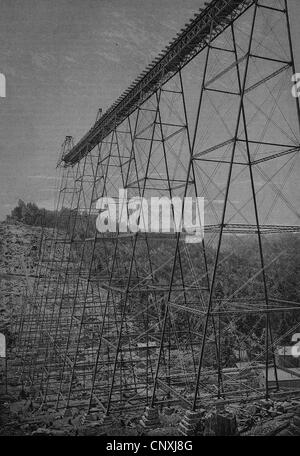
[178,410,201,436]
[140,406,160,429]
[100,414,114,426]
[288,406,300,436]
[212,411,238,435]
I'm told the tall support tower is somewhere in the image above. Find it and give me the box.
[16,0,300,421]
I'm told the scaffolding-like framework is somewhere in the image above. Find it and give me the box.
[15,0,300,422]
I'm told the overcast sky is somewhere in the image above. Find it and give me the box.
[0,0,300,220]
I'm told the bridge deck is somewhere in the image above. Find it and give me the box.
[63,0,254,166]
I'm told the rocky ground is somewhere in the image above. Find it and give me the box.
[0,221,300,436]
[0,222,39,333]
[0,222,41,434]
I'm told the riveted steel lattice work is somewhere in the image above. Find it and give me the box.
[16,0,300,421]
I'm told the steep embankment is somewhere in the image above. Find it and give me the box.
[0,222,41,434]
[0,222,40,334]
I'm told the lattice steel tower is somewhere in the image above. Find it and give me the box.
[16,0,300,427]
